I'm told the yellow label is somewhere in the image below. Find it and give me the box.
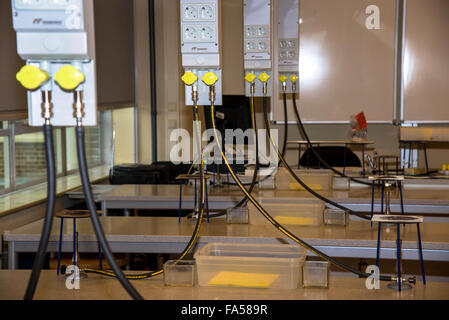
[289,183,323,191]
[207,271,279,288]
[274,216,316,225]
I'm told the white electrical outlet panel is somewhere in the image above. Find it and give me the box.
[181,0,222,106]
[278,0,299,94]
[244,0,272,97]
[11,0,97,126]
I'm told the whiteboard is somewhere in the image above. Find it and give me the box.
[402,0,449,123]
[272,0,397,123]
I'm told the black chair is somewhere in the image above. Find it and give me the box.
[299,146,361,169]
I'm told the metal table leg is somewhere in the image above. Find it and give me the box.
[399,181,405,215]
[370,181,375,227]
[376,222,382,268]
[343,144,348,175]
[423,143,430,175]
[397,224,402,292]
[8,241,17,270]
[417,223,426,284]
[73,218,77,268]
[178,183,183,223]
[57,218,64,275]
[380,182,385,214]
[205,181,210,223]
[362,144,366,177]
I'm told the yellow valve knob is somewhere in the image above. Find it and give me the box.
[289,74,299,83]
[258,72,270,83]
[202,72,219,86]
[279,75,288,83]
[245,73,257,83]
[54,65,85,91]
[16,65,50,91]
[182,71,198,86]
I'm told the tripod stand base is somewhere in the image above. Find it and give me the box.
[387,282,412,291]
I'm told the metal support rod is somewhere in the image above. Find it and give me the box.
[376,222,382,267]
[57,218,63,275]
[423,143,429,175]
[381,183,385,214]
[417,223,426,284]
[397,224,402,291]
[370,181,375,226]
[73,218,77,268]
[178,183,183,223]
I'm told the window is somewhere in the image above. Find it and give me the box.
[0,107,135,196]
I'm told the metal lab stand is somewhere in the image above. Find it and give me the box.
[372,214,426,291]
[176,173,212,223]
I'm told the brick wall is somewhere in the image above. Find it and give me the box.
[0,128,101,186]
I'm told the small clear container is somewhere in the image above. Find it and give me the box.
[226,206,249,224]
[302,261,329,288]
[163,260,196,287]
[323,208,348,226]
[332,176,349,190]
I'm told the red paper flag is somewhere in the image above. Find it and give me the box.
[355,112,367,131]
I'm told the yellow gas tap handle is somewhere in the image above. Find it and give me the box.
[202,72,219,86]
[258,72,270,83]
[54,65,85,91]
[245,73,257,83]
[182,71,198,86]
[289,74,299,83]
[279,75,288,83]
[16,65,50,91]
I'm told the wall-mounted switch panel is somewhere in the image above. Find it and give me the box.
[11,0,97,126]
[244,0,272,97]
[277,0,299,94]
[181,0,222,106]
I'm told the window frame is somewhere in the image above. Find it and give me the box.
[0,108,125,196]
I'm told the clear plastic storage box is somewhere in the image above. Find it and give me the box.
[332,176,350,190]
[226,206,249,224]
[323,208,348,226]
[302,261,329,288]
[194,243,306,289]
[163,260,196,287]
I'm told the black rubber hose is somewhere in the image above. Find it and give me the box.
[281,92,288,159]
[24,125,56,300]
[262,97,370,221]
[292,94,371,186]
[76,126,143,300]
[235,95,259,208]
[210,103,394,282]
[85,108,206,279]
[258,92,289,182]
